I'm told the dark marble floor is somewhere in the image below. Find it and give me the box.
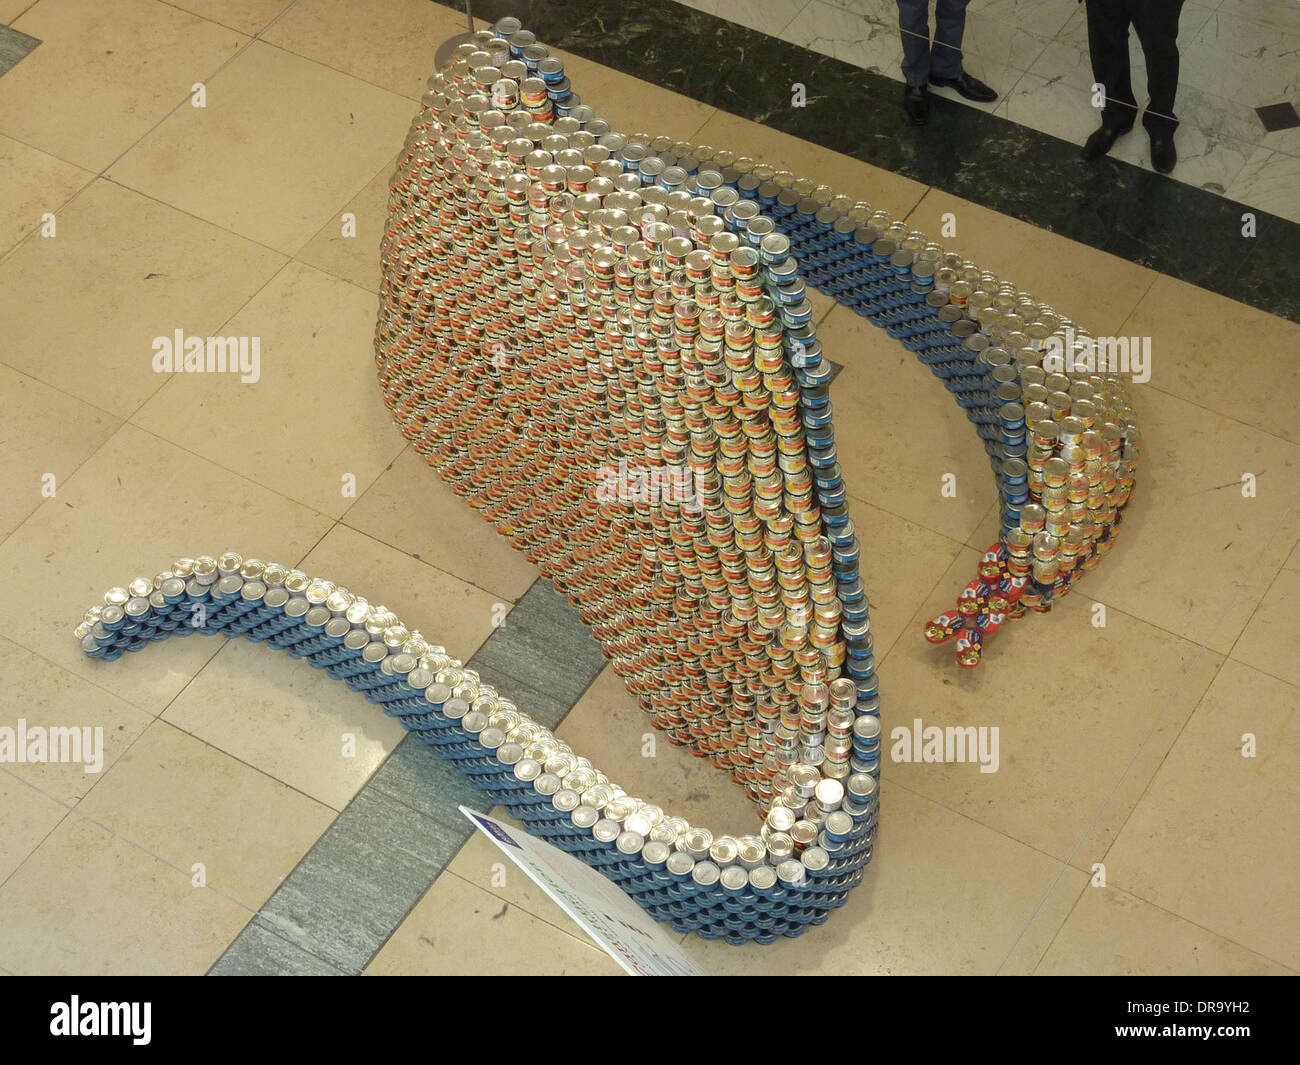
[440,0,1300,325]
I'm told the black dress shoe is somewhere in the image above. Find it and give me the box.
[928,71,997,103]
[1081,122,1133,160]
[1149,133,1177,173]
[903,83,929,126]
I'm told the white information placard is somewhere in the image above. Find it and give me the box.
[460,806,707,976]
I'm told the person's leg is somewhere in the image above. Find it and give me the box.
[1132,0,1185,137]
[1085,0,1138,132]
[897,0,933,86]
[929,0,970,81]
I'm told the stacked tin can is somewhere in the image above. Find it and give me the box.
[75,552,873,944]
[78,17,1137,943]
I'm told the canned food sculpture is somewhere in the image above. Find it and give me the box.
[74,19,1138,946]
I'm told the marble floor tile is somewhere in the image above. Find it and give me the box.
[0,638,153,806]
[844,499,966,663]
[1036,884,1293,975]
[1102,659,1300,971]
[366,871,622,975]
[1078,388,1300,655]
[1231,568,1300,688]
[0,0,246,171]
[299,523,505,667]
[164,0,294,35]
[294,154,397,294]
[132,261,407,520]
[0,0,34,24]
[904,187,1159,335]
[783,0,904,77]
[555,664,760,835]
[160,634,410,812]
[342,449,540,604]
[255,785,468,972]
[0,179,287,418]
[1180,8,1300,108]
[443,809,595,934]
[678,783,1087,974]
[0,425,333,715]
[881,550,1224,869]
[0,365,119,540]
[0,770,68,884]
[107,41,415,255]
[76,719,336,910]
[263,0,478,100]
[1117,273,1300,445]
[209,915,348,975]
[1226,147,1300,227]
[660,0,811,38]
[0,814,251,975]
[0,134,92,252]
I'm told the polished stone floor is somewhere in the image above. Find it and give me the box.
[0,0,1297,976]
[677,0,1300,225]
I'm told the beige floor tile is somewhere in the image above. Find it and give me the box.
[1119,275,1300,446]
[1232,569,1300,688]
[444,809,587,933]
[0,134,93,251]
[1289,539,1300,573]
[0,814,250,974]
[823,304,994,543]
[264,0,476,100]
[0,366,119,539]
[558,664,760,835]
[904,189,1158,336]
[0,424,333,715]
[366,871,621,975]
[996,866,1092,976]
[1103,660,1300,970]
[157,526,502,808]
[552,47,717,146]
[1080,387,1300,654]
[294,154,395,292]
[0,0,33,22]
[107,41,415,254]
[0,179,287,417]
[165,0,294,35]
[851,499,965,663]
[1037,885,1293,975]
[342,448,540,603]
[0,638,153,805]
[1,0,247,171]
[881,549,1224,868]
[77,719,335,909]
[298,523,505,664]
[0,771,68,883]
[132,261,405,520]
[679,784,1081,975]
[689,109,930,220]
[160,634,408,811]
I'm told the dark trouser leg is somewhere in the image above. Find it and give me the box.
[1085,0,1138,132]
[930,0,971,80]
[898,0,933,86]
[1131,0,1185,135]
